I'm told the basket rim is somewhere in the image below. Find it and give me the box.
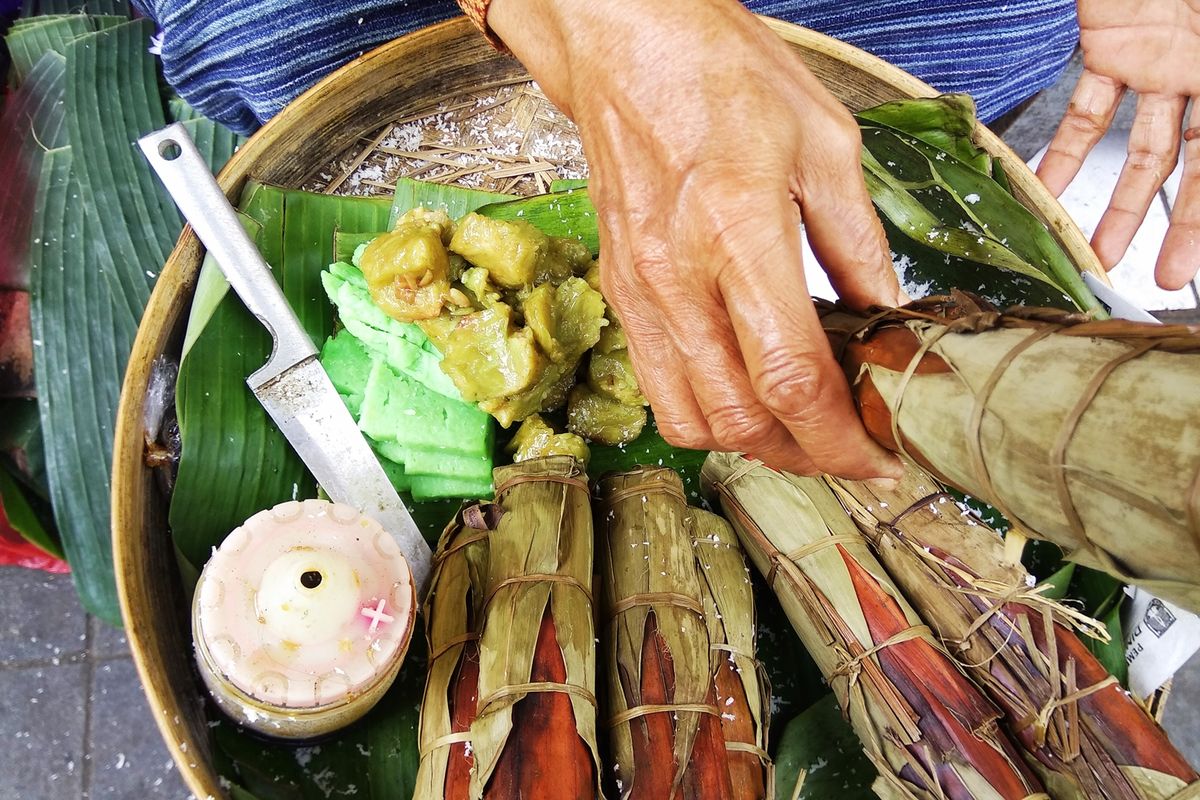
[110,14,1104,799]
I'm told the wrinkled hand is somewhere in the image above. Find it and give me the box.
[1037,0,1200,288]
[489,0,904,479]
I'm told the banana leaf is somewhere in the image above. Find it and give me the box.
[475,190,600,256]
[64,19,178,322]
[0,464,62,559]
[15,14,243,617]
[19,0,129,15]
[1,51,68,291]
[549,178,589,193]
[415,456,601,799]
[29,146,129,621]
[170,184,391,567]
[5,14,125,84]
[596,468,769,799]
[389,177,513,229]
[703,452,1046,799]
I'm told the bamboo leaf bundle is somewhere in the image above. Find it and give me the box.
[818,293,1200,613]
[701,451,1045,800]
[415,456,601,799]
[691,508,772,799]
[824,467,1199,800]
[595,468,770,799]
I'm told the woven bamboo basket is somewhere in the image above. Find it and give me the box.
[110,15,1108,799]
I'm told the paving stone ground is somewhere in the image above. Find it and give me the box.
[1,46,1197,800]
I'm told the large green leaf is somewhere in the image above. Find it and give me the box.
[5,14,126,85]
[170,184,392,567]
[0,465,63,559]
[1083,599,1129,686]
[773,694,876,800]
[861,125,1102,315]
[388,177,514,229]
[0,52,69,293]
[64,18,178,322]
[476,189,600,256]
[0,398,50,495]
[19,0,130,15]
[549,178,589,193]
[21,20,241,618]
[29,146,131,622]
[856,94,992,175]
[587,414,707,497]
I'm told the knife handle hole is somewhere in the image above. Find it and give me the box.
[158,139,182,161]
[300,570,323,589]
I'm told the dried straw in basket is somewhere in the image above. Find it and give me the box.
[595,468,771,800]
[825,466,1200,800]
[307,79,587,198]
[818,292,1200,613]
[702,452,1046,800]
[414,456,601,799]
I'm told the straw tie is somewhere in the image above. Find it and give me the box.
[607,591,705,620]
[1017,674,1117,748]
[606,702,721,728]
[483,573,593,615]
[428,631,481,664]
[478,680,598,716]
[830,625,934,681]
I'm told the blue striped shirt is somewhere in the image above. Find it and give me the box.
[133,0,1078,134]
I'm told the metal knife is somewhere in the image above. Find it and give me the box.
[139,124,433,596]
[1082,272,1160,325]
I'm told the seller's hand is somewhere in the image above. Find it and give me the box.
[1037,0,1200,289]
[489,0,904,479]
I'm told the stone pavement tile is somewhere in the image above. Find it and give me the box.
[88,615,130,660]
[1028,136,1198,311]
[85,658,192,799]
[0,567,88,666]
[1162,654,1200,767]
[0,662,87,799]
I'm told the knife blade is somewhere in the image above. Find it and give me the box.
[1082,272,1160,325]
[139,123,433,595]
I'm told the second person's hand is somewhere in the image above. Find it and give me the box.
[489,0,905,480]
[1037,0,1200,290]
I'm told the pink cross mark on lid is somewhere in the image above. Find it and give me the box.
[361,598,394,635]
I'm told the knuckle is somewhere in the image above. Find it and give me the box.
[628,253,668,286]
[706,403,777,451]
[1062,108,1108,137]
[1127,147,1177,174]
[659,425,712,452]
[754,353,827,421]
[655,415,712,451]
[829,116,864,156]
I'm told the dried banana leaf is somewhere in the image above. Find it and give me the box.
[818,293,1200,612]
[702,452,1044,800]
[596,468,770,800]
[690,509,771,800]
[825,467,1199,800]
[415,456,601,799]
